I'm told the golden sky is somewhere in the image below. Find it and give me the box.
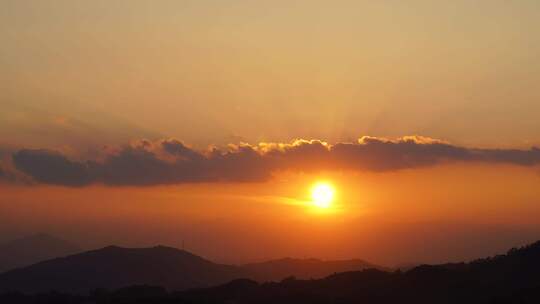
[2,0,540,149]
[1,1,540,266]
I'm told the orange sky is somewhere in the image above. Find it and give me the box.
[1,163,539,265]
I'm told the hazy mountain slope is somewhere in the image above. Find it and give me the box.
[243,257,386,282]
[181,241,540,304]
[2,241,540,302]
[0,234,80,273]
[0,245,244,294]
[0,244,385,294]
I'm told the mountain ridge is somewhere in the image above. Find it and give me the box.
[0,244,382,294]
[178,240,540,303]
[1,240,540,302]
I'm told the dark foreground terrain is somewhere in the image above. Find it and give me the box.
[2,241,540,303]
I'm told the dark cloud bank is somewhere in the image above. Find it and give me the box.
[8,136,540,186]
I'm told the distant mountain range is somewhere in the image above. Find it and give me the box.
[2,240,540,303]
[0,234,81,273]
[0,242,380,294]
[179,240,540,304]
[243,257,386,282]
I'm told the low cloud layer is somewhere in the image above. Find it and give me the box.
[8,136,540,186]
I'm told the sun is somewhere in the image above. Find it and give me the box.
[311,182,335,208]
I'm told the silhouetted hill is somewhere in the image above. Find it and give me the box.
[3,241,540,303]
[0,245,385,294]
[205,240,540,304]
[0,234,80,273]
[0,245,244,294]
[243,257,386,282]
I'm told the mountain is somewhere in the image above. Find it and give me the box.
[242,257,386,282]
[0,234,81,273]
[2,241,540,303]
[0,244,384,294]
[178,240,540,304]
[0,245,244,294]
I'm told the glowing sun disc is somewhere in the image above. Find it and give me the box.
[311,182,335,208]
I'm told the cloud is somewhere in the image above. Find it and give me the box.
[11,149,94,186]
[0,166,28,184]
[9,136,540,186]
[161,139,204,161]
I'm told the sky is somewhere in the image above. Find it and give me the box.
[1,0,540,266]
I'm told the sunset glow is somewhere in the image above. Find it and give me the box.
[1,1,540,291]
[311,182,335,209]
